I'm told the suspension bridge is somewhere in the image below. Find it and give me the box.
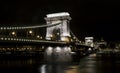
[0,12,94,61]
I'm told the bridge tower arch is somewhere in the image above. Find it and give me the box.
[45,12,71,42]
[85,37,94,47]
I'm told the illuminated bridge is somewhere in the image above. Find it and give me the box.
[0,12,93,61]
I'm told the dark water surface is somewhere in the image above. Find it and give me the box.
[0,53,120,73]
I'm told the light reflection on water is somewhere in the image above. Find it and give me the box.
[45,46,72,63]
[40,45,78,73]
[0,46,74,73]
[0,53,120,73]
[39,63,79,73]
[0,58,79,73]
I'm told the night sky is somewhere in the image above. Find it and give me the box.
[0,0,120,42]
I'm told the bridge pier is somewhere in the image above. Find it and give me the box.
[44,46,72,63]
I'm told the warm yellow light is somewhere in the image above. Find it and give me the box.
[61,37,69,42]
[36,35,40,38]
[12,31,15,35]
[50,35,53,37]
[37,35,42,39]
[29,30,33,34]
[40,36,43,39]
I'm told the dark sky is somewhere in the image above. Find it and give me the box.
[0,0,120,42]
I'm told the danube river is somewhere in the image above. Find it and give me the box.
[0,52,120,73]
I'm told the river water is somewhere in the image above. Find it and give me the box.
[0,53,120,73]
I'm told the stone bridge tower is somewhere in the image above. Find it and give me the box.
[45,12,71,42]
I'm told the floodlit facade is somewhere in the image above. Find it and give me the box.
[45,12,71,42]
[85,37,94,47]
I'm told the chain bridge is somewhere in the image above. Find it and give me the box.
[0,12,94,62]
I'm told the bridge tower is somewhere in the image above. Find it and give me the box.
[45,12,71,42]
[44,12,72,62]
[85,37,94,47]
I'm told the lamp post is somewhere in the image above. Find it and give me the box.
[36,35,43,40]
[27,30,34,38]
[29,30,33,34]
[10,31,16,37]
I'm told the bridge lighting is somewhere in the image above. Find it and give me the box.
[36,35,42,39]
[46,46,53,56]
[12,31,16,35]
[57,32,60,35]
[0,37,3,40]
[10,27,12,29]
[16,27,19,29]
[55,47,61,53]
[14,27,16,29]
[7,27,9,29]
[23,39,25,41]
[17,39,19,41]
[36,35,40,38]
[73,37,76,39]
[42,46,44,49]
[70,39,73,42]
[61,37,69,42]
[11,31,16,37]
[46,12,70,18]
[12,27,14,29]
[8,38,10,40]
[50,35,53,37]
[40,37,43,39]
[5,38,7,40]
[88,48,92,51]
[49,35,53,40]
[3,27,6,30]
[1,27,2,29]
[29,30,33,34]
[11,38,13,40]
[14,38,16,40]
[18,39,21,41]
[25,39,27,41]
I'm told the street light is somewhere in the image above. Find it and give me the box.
[40,36,43,39]
[10,31,16,37]
[71,39,73,42]
[36,35,43,39]
[36,35,40,38]
[27,30,34,38]
[29,30,33,34]
[12,32,15,35]
[50,34,53,40]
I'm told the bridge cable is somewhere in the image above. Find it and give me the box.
[70,29,81,43]
[0,21,62,30]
